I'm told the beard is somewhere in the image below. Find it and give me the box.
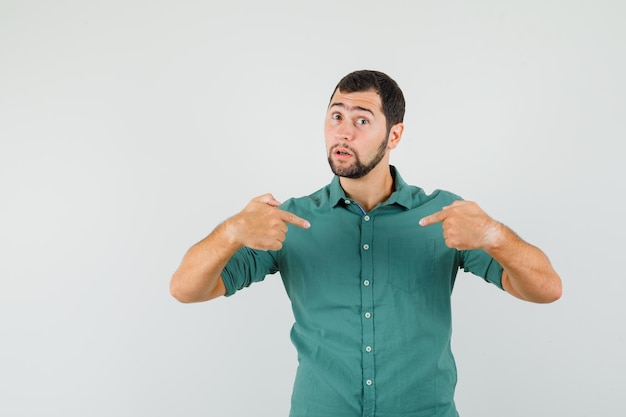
[327,136,389,179]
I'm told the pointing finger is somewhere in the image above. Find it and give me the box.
[278,209,311,229]
[419,209,448,227]
[419,199,465,226]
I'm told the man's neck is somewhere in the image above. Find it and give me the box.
[339,163,395,212]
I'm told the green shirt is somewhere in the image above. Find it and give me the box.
[222,166,503,417]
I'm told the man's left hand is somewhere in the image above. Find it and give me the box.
[419,200,503,251]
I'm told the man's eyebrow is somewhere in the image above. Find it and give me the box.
[329,102,375,116]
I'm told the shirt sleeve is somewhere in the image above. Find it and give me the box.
[460,249,504,289]
[221,247,280,296]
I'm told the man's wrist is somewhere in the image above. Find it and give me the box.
[482,221,508,252]
[217,218,244,250]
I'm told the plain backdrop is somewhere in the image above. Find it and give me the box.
[1,1,624,416]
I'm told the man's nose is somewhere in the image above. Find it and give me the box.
[335,122,355,141]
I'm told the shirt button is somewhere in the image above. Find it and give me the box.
[366,379,373,386]
[364,215,370,221]
[363,280,370,286]
[344,199,351,205]
[364,312,371,319]
[365,346,372,353]
[363,244,370,250]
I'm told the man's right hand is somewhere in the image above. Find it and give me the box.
[223,194,311,251]
[170,193,311,303]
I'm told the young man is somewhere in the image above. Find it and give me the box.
[170,70,562,417]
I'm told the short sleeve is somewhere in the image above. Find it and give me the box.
[221,247,279,296]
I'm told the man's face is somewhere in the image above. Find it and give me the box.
[325,89,390,179]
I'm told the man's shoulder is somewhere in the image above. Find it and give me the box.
[414,187,463,204]
[280,183,333,211]
[396,180,464,211]
[392,167,464,209]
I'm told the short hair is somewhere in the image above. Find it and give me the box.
[331,70,405,132]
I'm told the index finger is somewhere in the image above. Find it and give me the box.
[278,209,311,229]
[419,208,448,227]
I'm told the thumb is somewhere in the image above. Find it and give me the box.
[255,193,282,207]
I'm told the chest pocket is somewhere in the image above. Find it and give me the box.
[387,238,436,292]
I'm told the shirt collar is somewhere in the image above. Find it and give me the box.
[330,165,412,210]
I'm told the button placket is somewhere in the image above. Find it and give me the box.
[360,211,376,417]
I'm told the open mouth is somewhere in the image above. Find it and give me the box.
[332,145,354,158]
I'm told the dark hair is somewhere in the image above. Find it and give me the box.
[331,70,405,132]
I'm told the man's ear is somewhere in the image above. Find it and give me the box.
[387,123,404,150]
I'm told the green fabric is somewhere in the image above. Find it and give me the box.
[221,166,503,417]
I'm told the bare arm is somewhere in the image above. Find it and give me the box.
[419,200,562,303]
[169,221,237,303]
[170,194,311,303]
[484,222,561,303]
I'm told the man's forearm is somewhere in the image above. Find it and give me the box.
[487,223,562,303]
[170,222,240,303]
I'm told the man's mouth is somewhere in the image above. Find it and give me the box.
[332,145,355,158]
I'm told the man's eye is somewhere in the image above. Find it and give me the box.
[356,118,369,125]
[331,113,341,120]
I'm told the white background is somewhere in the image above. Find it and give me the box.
[1,1,624,416]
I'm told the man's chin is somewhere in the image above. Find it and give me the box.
[329,164,366,179]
